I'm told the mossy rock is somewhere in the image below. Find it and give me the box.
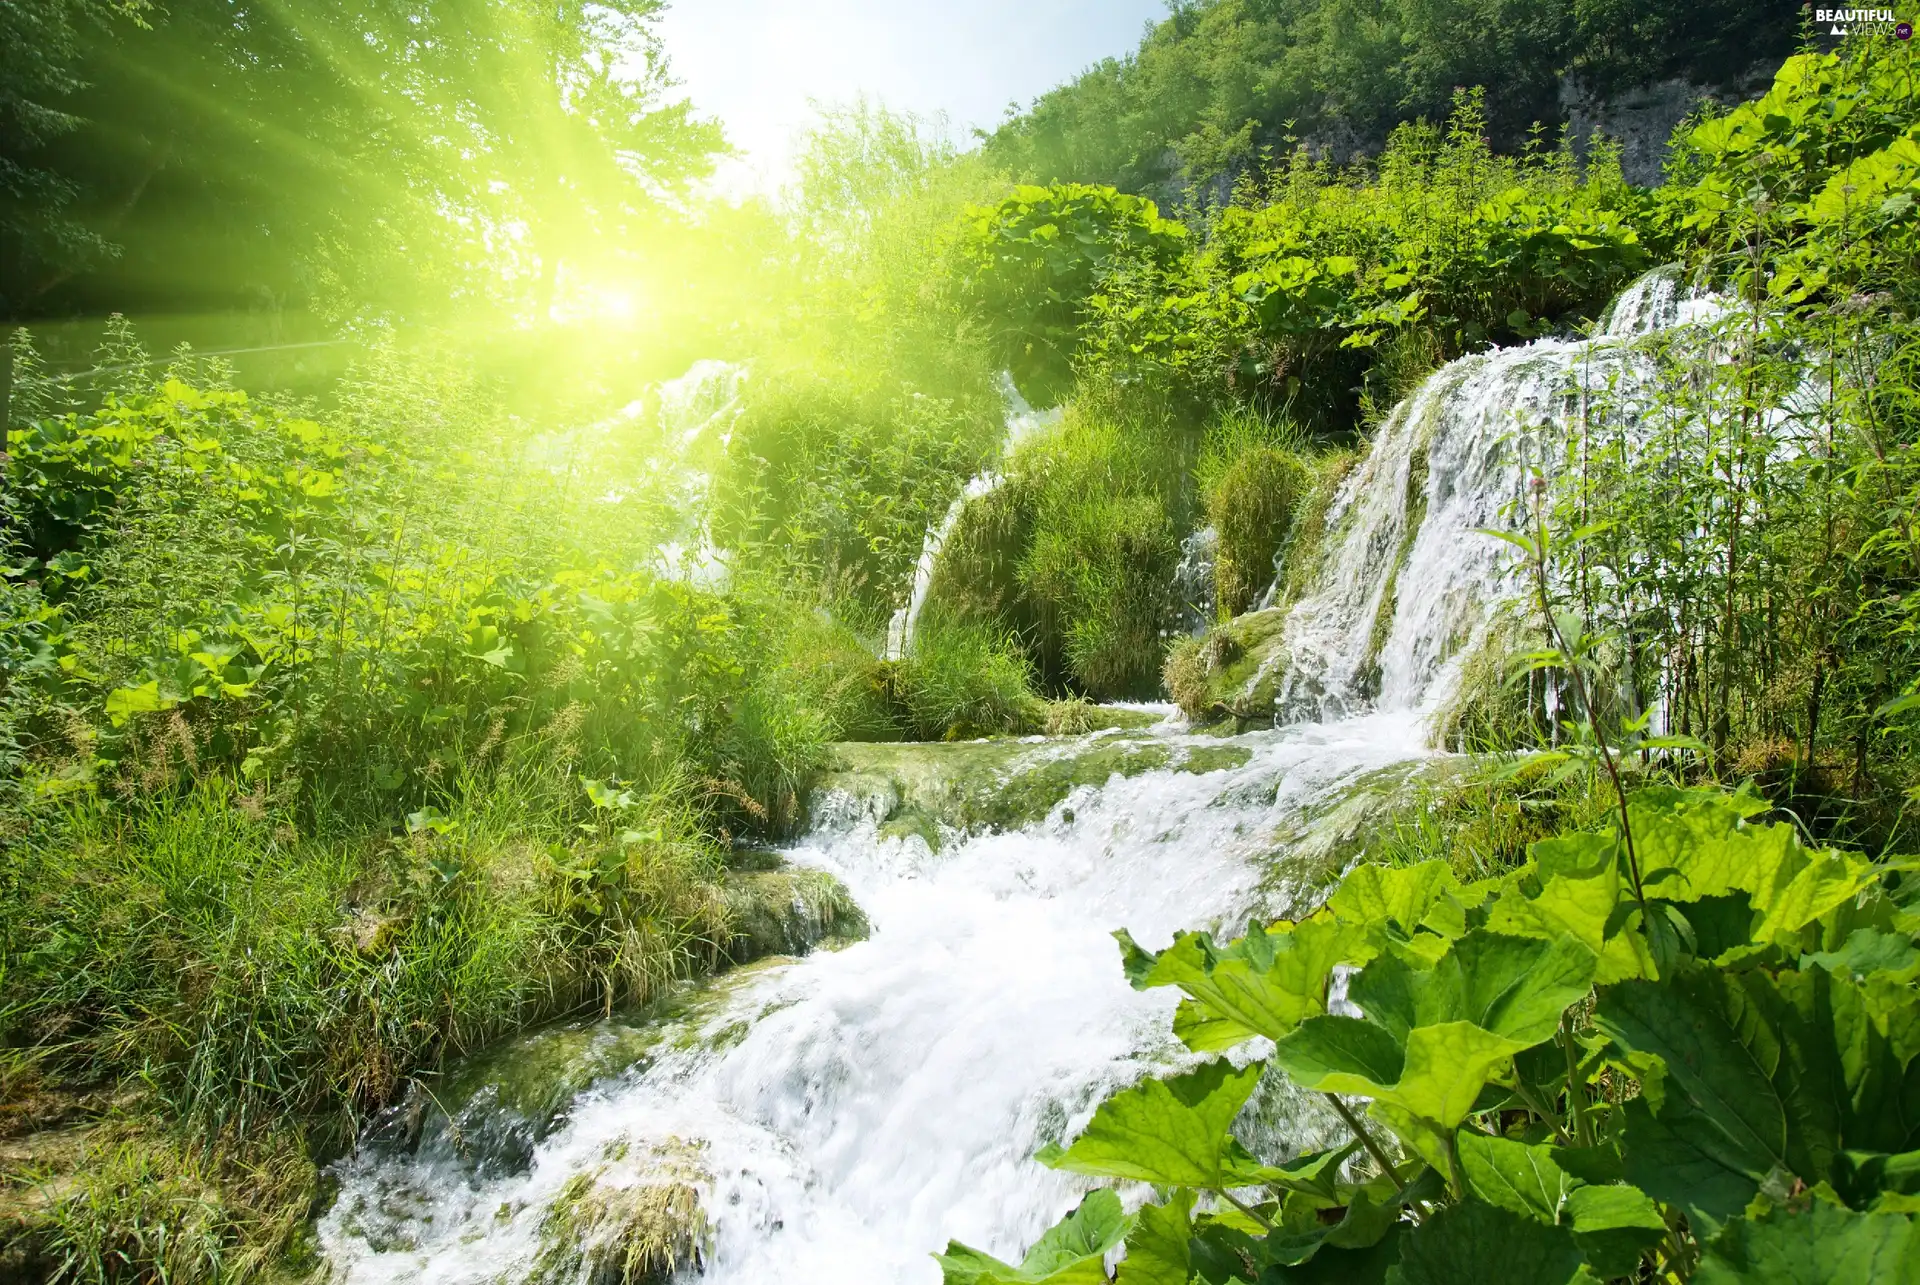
[1169,608,1291,727]
[723,867,869,961]
[812,732,1252,835]
[387,864,864,1178]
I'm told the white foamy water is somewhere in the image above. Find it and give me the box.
[318,268,1723,1284]
[1273,268,1724,723]
[319,715,1426,1284]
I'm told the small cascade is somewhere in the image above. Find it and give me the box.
[1272,271,1723,723]
[317,268,1725,1285]
[657,359,748,452]
[650,361,748,590]
[1172,526,1219,636]
[886,374,1061,659]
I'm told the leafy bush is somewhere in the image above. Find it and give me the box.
[963,96,1650,435]
[941,777,1920,1283]
[1,768,732,1140]
[1527,33,1920,844]
[896,620,1041,741]
[925,384,1196,699]
[958,183,1192,402]
[712,366,1006,625]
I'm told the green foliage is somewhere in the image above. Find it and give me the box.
[960,96,1650,435]
[1197,410,1310,617]
[712,367,1005,623]
[0,348,824,834]
[2,0,724,320]
[958,184,1192,402]
[1529,33,1920,845]
[983,0,1799,199]
[926,385,1195,699]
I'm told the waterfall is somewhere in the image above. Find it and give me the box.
[651,361,748,591]
[1272,269,1722,724]
[1172,526,1219,636]
[317,269,1719,1284]
[886,374,1061,660]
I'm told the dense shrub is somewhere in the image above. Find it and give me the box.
[924,384,1197,699]
[955,183,1193,402]
[963,96,1651,436]
[1196,410,1311,617]
[711,367,1005,625]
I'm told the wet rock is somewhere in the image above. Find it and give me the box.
[723,867,868,962]
[530,1137,710,1285]
[812,732,1253,835]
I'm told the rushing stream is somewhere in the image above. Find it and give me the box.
[317,268,1714,1283]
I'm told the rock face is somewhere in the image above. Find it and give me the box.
[1560,64,1778,185]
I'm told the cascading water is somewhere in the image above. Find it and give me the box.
[651,361,748,590]
[317,269,1719,1283]
[886,374,1062,659]
[1272,268,1724,724]
[1172,526,1219,637]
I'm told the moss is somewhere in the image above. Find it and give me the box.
[0,1119,317,1285]
[1168,608,1291,727]
[815,734,1199,833]
[878,807,944,851]
[1177,744,1254,774]
[1204,442,1312,618]
[723,868,869,961]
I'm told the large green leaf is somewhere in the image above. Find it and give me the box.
[1271,1016,1406,1098]
[1695,1200,1920,1284]
[1353,931,1596,1047]
[1457,1133,1576,1224]
[1601,962,1920,1222]
[1486,830,1653,985]
[1329,861,1464,940]
[1383,1198,1589,1285]
[1279,931,1594,1133]
[1117,1190,1192,1285]
[1630,788,1879,947]
[1116,916,1366,1051]
[935,1190,1133,1285]
[1037,1060,1282,1189]
[1565,1184,1667,1278]
[1805,929,1920,982]
[1597,968,1791,1225]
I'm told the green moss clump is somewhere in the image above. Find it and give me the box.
[723,868,869,960]
[1177,745,1254,774]
[530,1139,711,1285]
[1163,609,1290,726]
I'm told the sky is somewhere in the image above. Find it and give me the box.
[654,0,1170,194]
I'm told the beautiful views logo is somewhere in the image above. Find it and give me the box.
[1813,7,1906,33]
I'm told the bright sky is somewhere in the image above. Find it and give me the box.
[655,0,1170,194]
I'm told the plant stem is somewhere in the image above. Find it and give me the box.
[1218,1188,1276,1231]
[1559,1014,1594,1149]
[1512,1076,1571,1146]
[1324,1094,1405,1193]
[1528,480,1646,913]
